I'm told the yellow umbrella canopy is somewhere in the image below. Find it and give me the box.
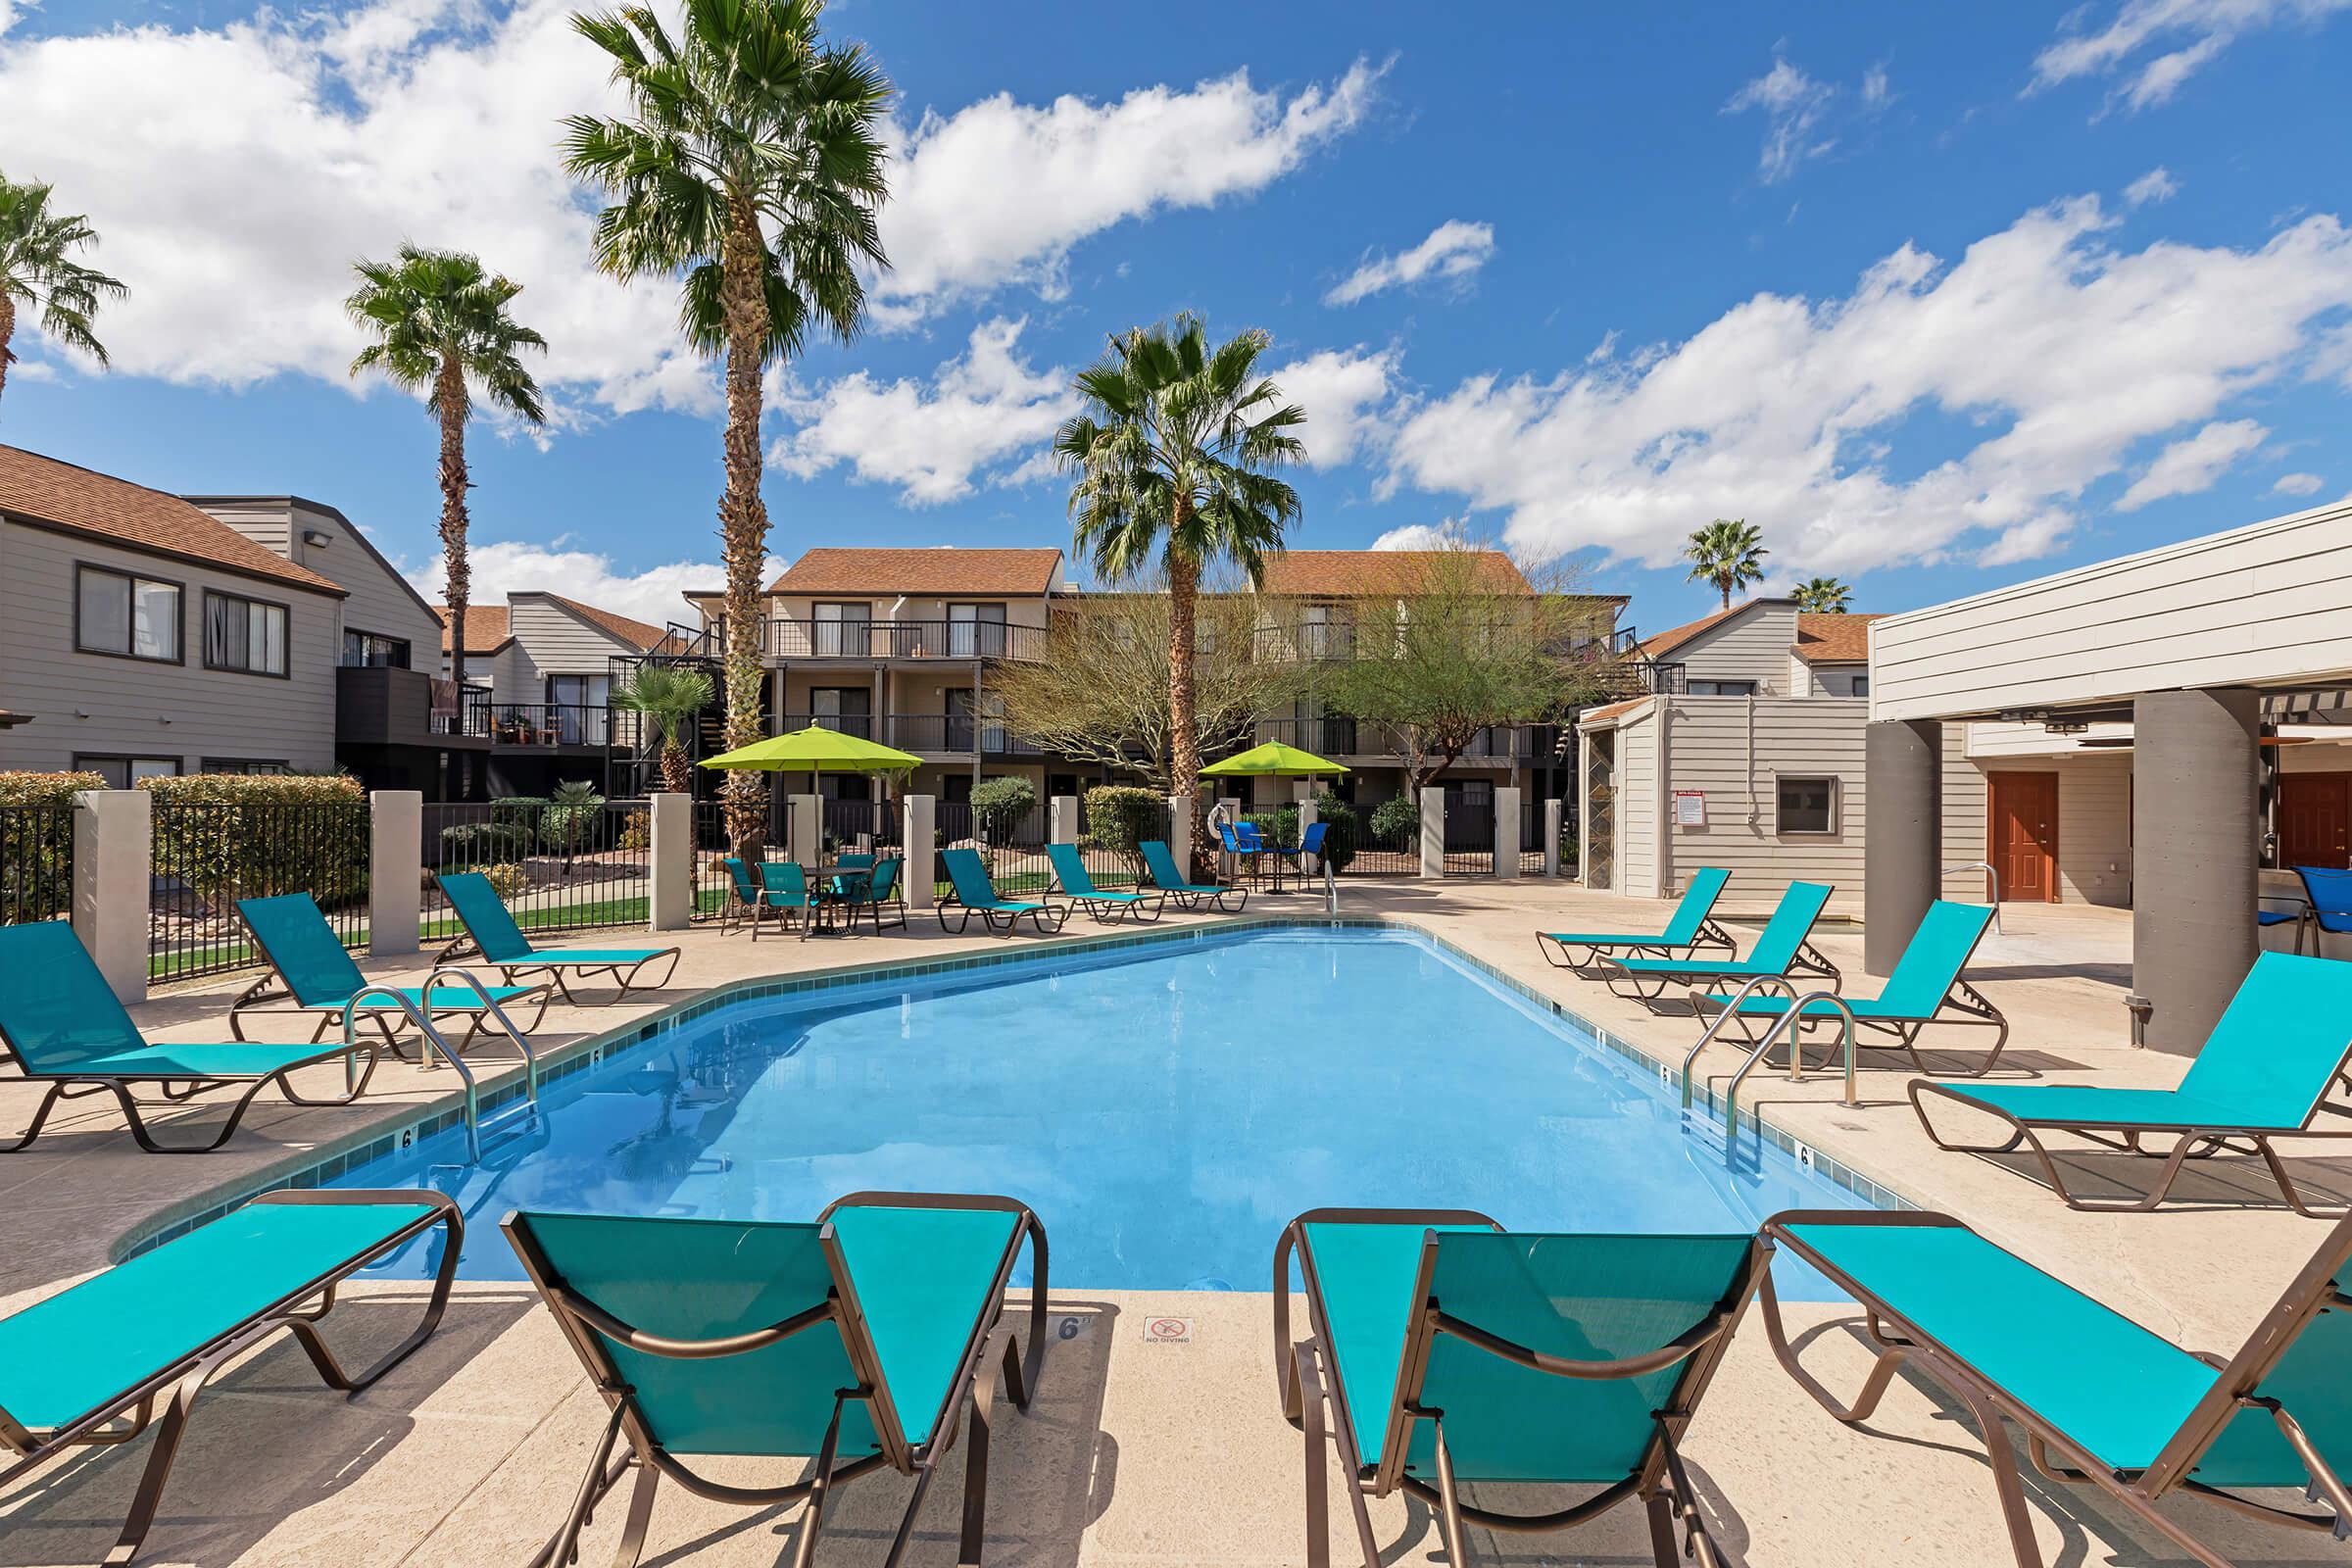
[699,725,920,774]
[1199,741,1349,778]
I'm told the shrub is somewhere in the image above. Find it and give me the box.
[968,776,1037,844]
[0,770,102,923]
[616,808,652,852]
[1244,804,1300,850]
[540,781,607,856]
[1310,789,1357,873]
[481,862,531,900]
[1369,793,1420,844]
[440,820,534,863]
[1082,784,1163,878]
[142,772,369,909]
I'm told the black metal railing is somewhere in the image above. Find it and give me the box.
[149,799,371,983]
[1338,800,1421,877]
[884,714,1045,756]
[422,799,654,938]
[1074,795,1169,889]
[820,797,905,858]
[774,711,878,740]
[1443,792,1497,875]
[672,617,1049,663]
[0,801,75,926]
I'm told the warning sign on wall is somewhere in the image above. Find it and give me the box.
[1673,791,1707,826]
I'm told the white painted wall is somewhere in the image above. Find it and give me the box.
[1672,602,1801,694]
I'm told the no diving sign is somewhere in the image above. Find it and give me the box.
[1142,1315,1193,1345]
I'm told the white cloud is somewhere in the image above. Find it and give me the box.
[0,2,24,39]
[403,539,781,631]
[1368,522,1466,552]
[1723,57,1836,183]
[2033,0,2352,112]
[2275,470,2326,495]
[1273,345,1398,467]
[1861,64,1893,107]
[2125,167,2181,206]
[871,58,1385,324]
[1324,220,1495,307]
[2116,417,2269,509]
[768,318,1076,505]
[1372,196,2352,579]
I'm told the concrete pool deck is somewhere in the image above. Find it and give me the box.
[3,882,2347,1566]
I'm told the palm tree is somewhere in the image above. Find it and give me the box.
[0,173,127,410]
[1684,518,1769,611]
[613,663,715,795]
[1054,317,1304,849]
[1793,575,1852,613]
[564,0,892,857]
[346,246,547,691]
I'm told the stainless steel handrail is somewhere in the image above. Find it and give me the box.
[1323,855,1338,916]
[1719,990,1859,1135]
[1681,975,1801,1111]
[342,970,540,1163]
[1943,861,2002,934]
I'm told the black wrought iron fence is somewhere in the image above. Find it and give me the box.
[821,796,904,857]
[422,798,653,942]
[1443,793,1497,876]
[0,801,75,926]
[149,799,370,983]
[1521,801,1547,875]
[1342,795,1421,876]
[691,800,733,920]
[1074,795,1169,888]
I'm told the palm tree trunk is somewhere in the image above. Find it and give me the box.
[1167,536,1208,856]
[717,199,773,859]
[436,358,471,691]
[0,294,16,408]
[660,739,695,797]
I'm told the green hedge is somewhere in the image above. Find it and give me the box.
[1369,793,1420,843]
[0,770,102,923]
[143,772,369,909]
[1082,784,1162,877]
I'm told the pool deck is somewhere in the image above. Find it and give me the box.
[3,881,2347,1566]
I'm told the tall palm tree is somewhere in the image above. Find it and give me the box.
[564,0,892,857]
[1054,317,1304,849]
[1793,575,1853,613]
[346,246,547,691]
[0,172,127,410]
[1684,518,1769,611]
[613,662,715,795]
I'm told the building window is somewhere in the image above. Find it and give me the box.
[1850,673,1871,697]
[1688,679,1758,697]
[75,565,181,662]
[342,629,412,668]
[810,601,872,656]
[545,674,612,746]
[202,758,291,775]
[74,754,181,789]
[948,602,1007,658]
[1777,775,1838,835]
[204,590,289,676]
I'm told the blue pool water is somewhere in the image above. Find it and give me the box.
[325,927,1871,1294]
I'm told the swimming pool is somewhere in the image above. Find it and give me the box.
[322,925,1875,1294]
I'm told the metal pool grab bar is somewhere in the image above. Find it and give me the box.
[1681,975,1801,1112]
[1944,861,2002,934]
[1718,990,1859,1136]
[1322,854,1338,916]
[342,970,541,1162]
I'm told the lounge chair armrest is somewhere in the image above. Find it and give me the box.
[551,1286,837,1359]
[1433,1303,1735,1379]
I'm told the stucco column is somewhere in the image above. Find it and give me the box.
[1419,787,1446,879]
[74,788,150,1004]
[368,790,422,956]
[787,793,820,863]
[2134,687,2260,1054]
[904,794,936,908]
[1863,719,1942,977]
[1049,795,1079,845]
[648,793,693,932]
[1297,798,1319,874]
[1217,795,1241,878]
[1166,795,1194,881]
[1544,799,1564,878]
[1494,786,1521,879]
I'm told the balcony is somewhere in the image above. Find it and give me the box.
[1243,717,1556,761]
[884,713,1044,757]
[671,617,1049,663]
[474,701,612,748]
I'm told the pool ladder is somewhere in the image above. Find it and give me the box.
[343,967,542,1162]
[1679,975,1857,1136]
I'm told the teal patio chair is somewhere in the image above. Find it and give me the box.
[436,871,680,1004]
[847,854,908,934]
[1912,951,2352,1214]
[1760,1206,2352,1567]
[1140,838,1249,912]
[1693,900,2007,1075]
[230,893,550,1050]
[504,1192,1048,1568]
[716,856,802,939]
[0,1189,459,1564]
[938,847,1065,936]
[1046,843,1165,924]
[1537,866,1737,969]
[1597,880,1840,1008]
[1274,1208,1764,1568]
[0,921,382,1153]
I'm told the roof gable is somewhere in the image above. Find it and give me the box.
[1791,612,1883,663]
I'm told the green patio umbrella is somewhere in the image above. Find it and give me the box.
[1199,741,1348,893]
[701,725,920,867]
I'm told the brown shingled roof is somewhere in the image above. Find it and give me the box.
[1635,604,1744,660]
[1791,612,1883,662]
[1260,549,1531,597]
[0,445,344,595]
[436,595,683,657]
[1580,697,1651,725]
[434,604,513,655]
[769,548,1062,597]
[542,594,678,653]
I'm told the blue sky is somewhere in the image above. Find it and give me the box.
[1,0,2348,633]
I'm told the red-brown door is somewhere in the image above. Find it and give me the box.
[1989,772,2059,903]
[2278,773,2351,870]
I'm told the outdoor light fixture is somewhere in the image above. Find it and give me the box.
[302,528,333,547]
[2043,719,2089,735]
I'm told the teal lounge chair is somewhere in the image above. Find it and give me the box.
[1760,1206,2352,1567]
[229,893,551,1049]
[436,871,679,1004]
[1140,838,1248,912]
[0,921,381,1153]
[1274,1208,1764,1568]
[1912,951,2352,1214]
[0,1189,459,1564]
[938,847,1066,936]
[1537,866,1736,969]
[1598,880,1839,1008]
[504,1192,1048,1568]
[1046,843,1165,924]
[1693,900,2007,1075]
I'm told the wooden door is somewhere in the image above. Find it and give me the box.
[1989,771,2059,903]
[2278,773,2351,870]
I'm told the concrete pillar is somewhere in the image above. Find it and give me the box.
[905,794,936,908]
[2134,687,2260,1054]
[1864,719,1942,977]
[648,793,694,932]
[1217,795,1241,878]
[1494,786,1521,879]
[1544,799,1564,878]
[1297,798,1319,874]
[368,790,422,956]
[73,789,149,1004]
[787,793,820,863]
[1419,787,1446,879]
[1167,795,1194,882]
[1049,795,1079,845]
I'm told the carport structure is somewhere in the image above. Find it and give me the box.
[1866,502,2352,1053]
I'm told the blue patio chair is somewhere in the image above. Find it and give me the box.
[1596,881,1840,1009]
[1538,867,1737,969]
[436,871,679,1004]
[230,893,550,1050]
[938,847,1065,936]
[1139,839,1248,912]
[2296,865,2352,952]
[1046,842,1164,924]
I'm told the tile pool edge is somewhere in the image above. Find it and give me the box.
[113,915,1915,1263]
